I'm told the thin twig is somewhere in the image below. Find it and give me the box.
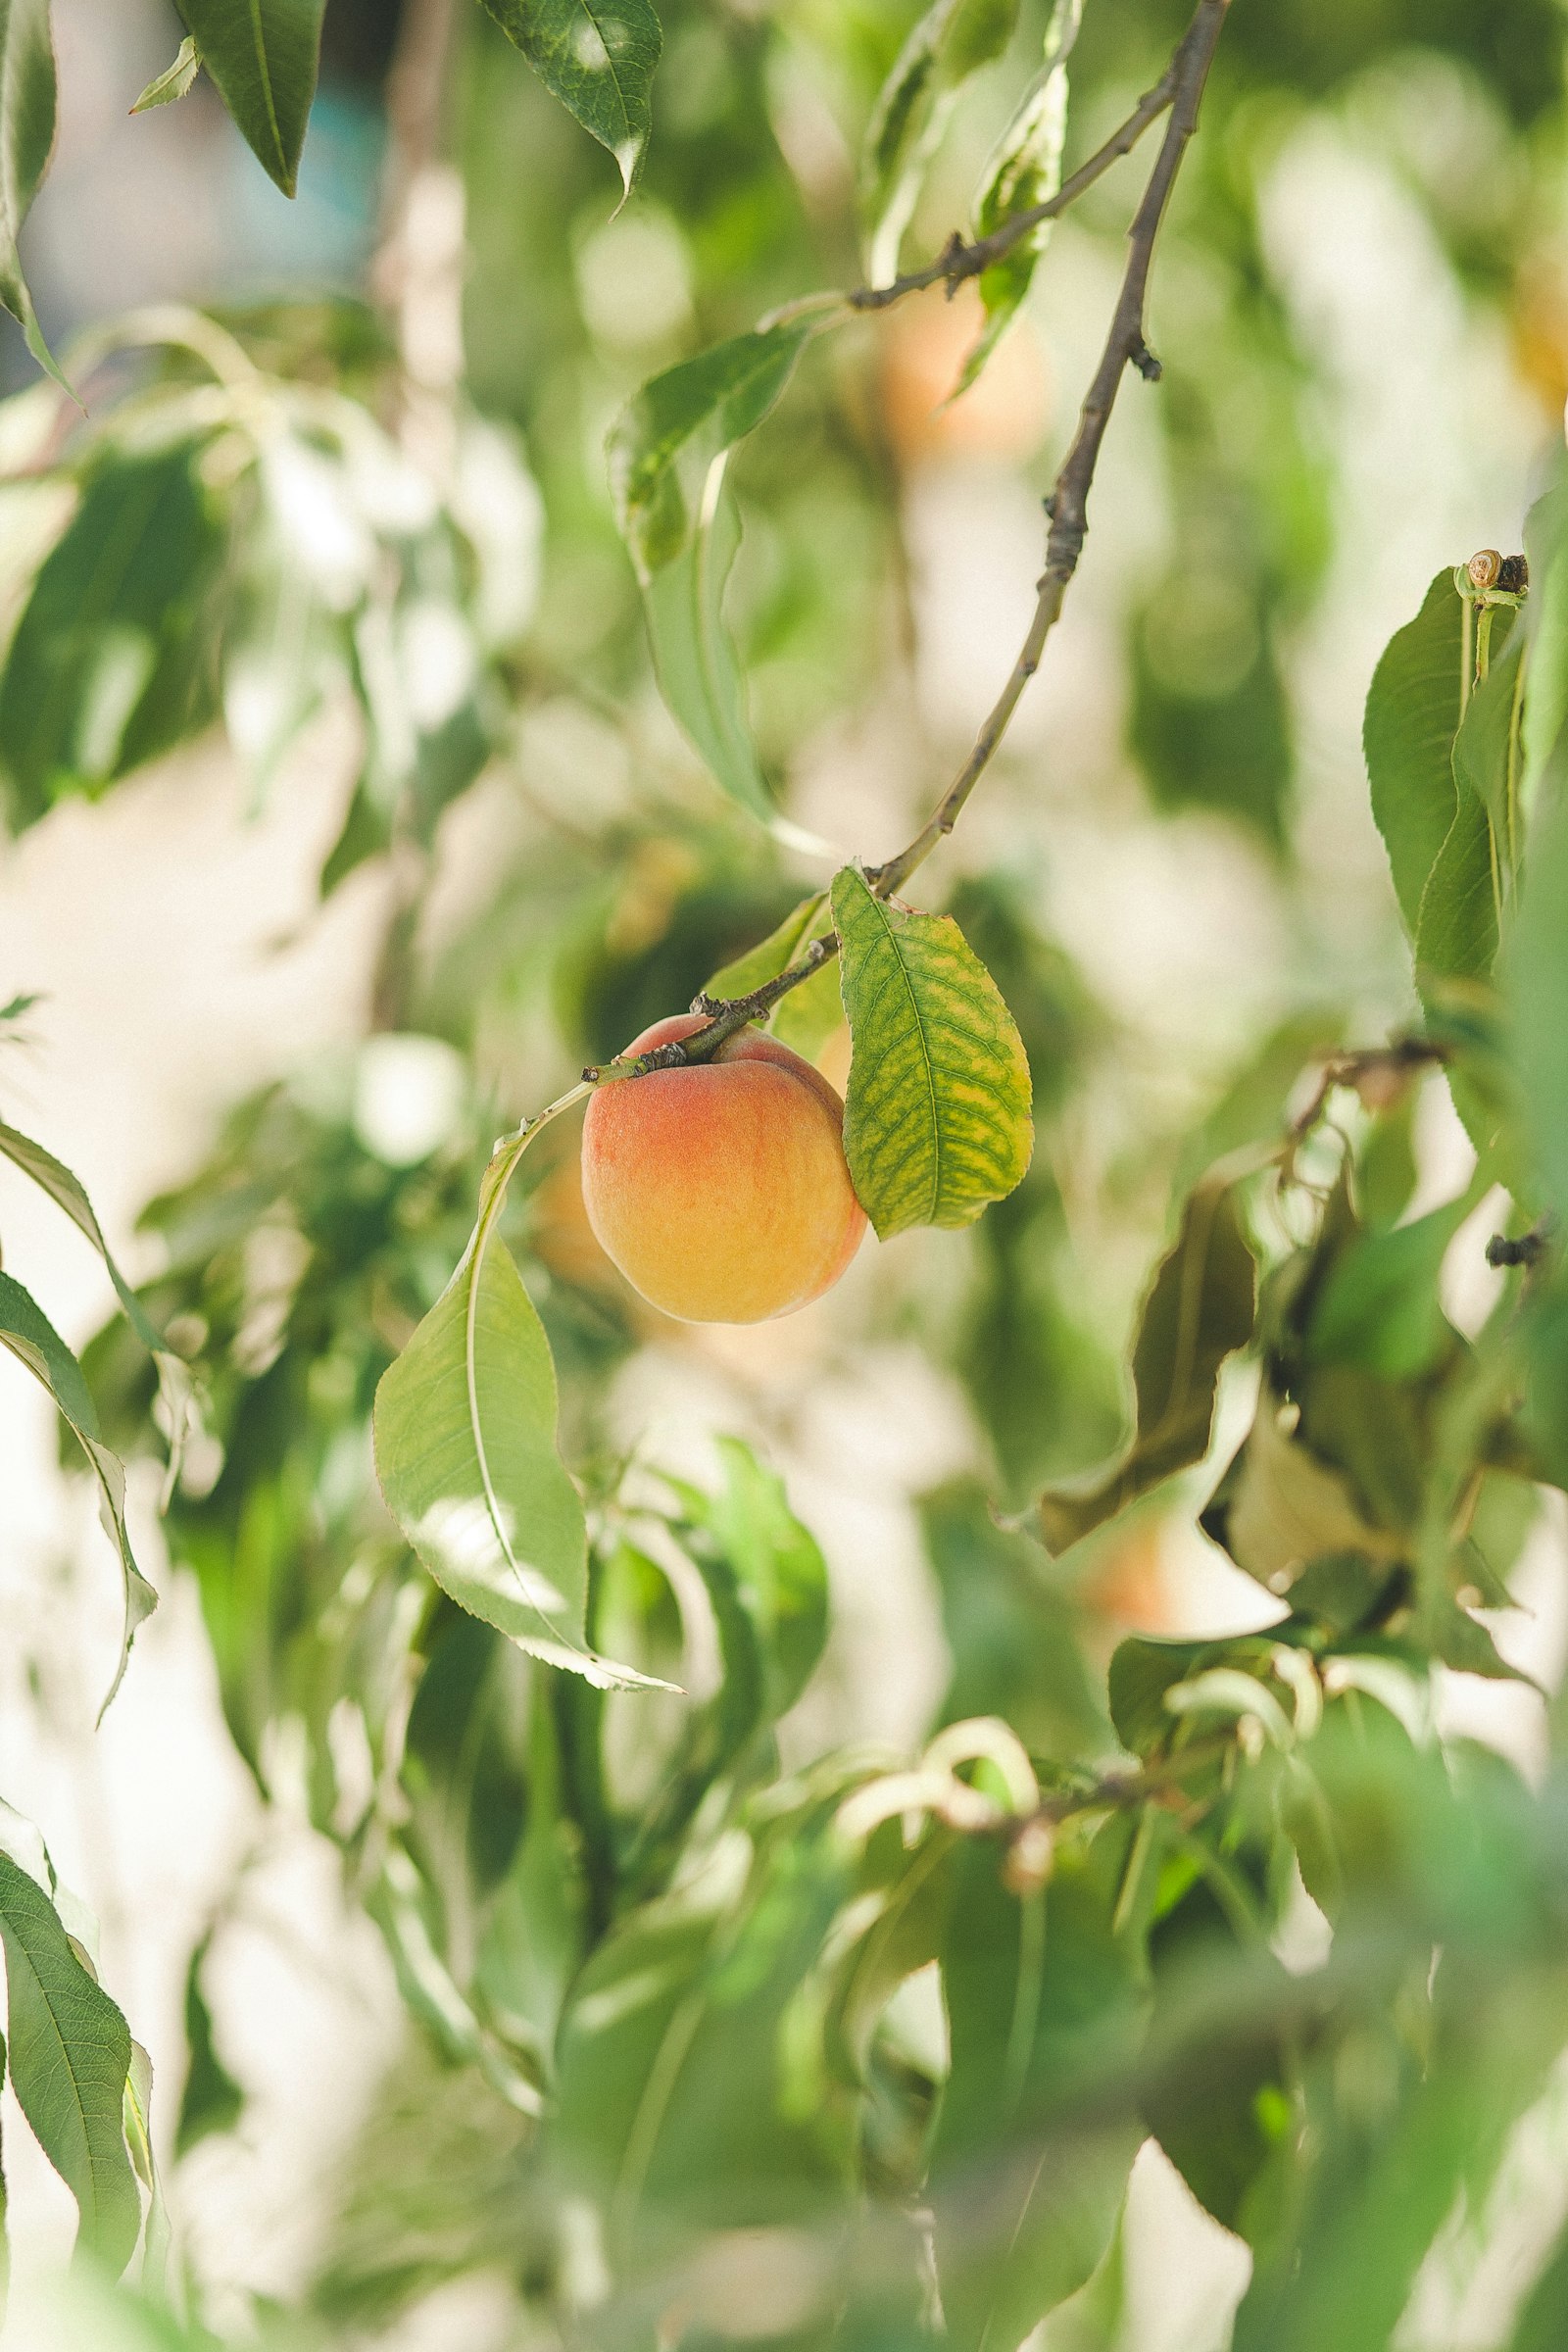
[617,0,1232,1079]
[846,63,1180,314]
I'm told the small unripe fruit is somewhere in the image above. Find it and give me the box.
[581,1014,866,1324]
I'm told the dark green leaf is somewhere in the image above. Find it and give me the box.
[131,35,201,111]
[1039,1163,1256,1552]
[1108,1633,1233,1755]
[373,1229,658,1690]
[175,1936,242,2155]
[480,0,662,197]
[0,443,225,825]
[0,1272,157,1715]
[0,1853,140,2274]
[861,0,1022,285]
[175,0,325,196]
[1414,773,1499,991]
[1363,569,1463,940]
[0,0,65,386]
[1305,1192,1472,1382]
[832,865,1033,1239]
[956,0,1082,396]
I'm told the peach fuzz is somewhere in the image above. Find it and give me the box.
[580,1013,867,1324]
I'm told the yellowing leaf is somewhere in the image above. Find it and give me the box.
[831,865,1032,1239]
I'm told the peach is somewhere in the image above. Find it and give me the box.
[580,1014,866,1323]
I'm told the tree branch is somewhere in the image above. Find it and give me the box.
[617,0,1232,1080]
[845,61,1180,316]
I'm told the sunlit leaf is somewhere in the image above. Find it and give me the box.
[0,1853,140,2274]
[130,35,200,112]
[861,0,1022,286]
[0,0,65,386]
[955,0,1082,396]
[1305,1190,1473,1383]
[175,0,325,196]
[1363,569,1463,941]
[481,0,662,197]
[832,865,1033,1238]
[0,1273,157,1715]
[1039,1163,1256,1552]
[373,1228,660,1690]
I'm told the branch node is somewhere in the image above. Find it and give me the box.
[1131,336,1162,382]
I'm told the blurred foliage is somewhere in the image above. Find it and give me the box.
[0,0,1565,2344]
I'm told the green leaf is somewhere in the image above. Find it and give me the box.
[831,864,1033,1239]
[551,1820,852,2260]
[704,893,844,1063]
[1414,768,1499,993]
[956,0,1082,397]
[0,442,226,825]
[131,35,201,111]
[638,476,772,822]
[0,1852,140,2274]
[608,327,809,821]
[861,0,1022,286]
[0,0,65,387]
[680,1437,829,1724]
[609,326,810,579]
[1507,735,1568,1232]
[931,1835,1144,2349]
[0,1272,157,1716]
[1304,1191,1473,1382]
[1107,1633,1225,1754]
[1363,569,1463,940]
[174,0,325,196]
[1202,1390,1404,1601]
[1521,477,1568,802]
[1038,1163,1256,1553]
[480,0,662,198]
[372,1230,658,1690]
[175,1936,242,2155]
[1452,626,1526,872]
[0,1119,167,1364]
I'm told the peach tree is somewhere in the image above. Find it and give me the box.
[0,2,1564,2347]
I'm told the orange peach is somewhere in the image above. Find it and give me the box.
[580,1014,866,1323]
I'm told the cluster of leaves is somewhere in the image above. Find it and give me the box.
[4,0,1568,2343]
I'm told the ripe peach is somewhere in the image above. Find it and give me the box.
[580,1014,866,1324]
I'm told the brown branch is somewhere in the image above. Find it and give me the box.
[611,0,1232,1081]
[845,62,1180,316]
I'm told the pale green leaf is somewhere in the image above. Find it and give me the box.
[832,865,1032,1239]
[639,471,771,821]
[480,0,662,196]
[1038,1162,1256,1552]
[608,325,810,579]
[956,0,1083,397]
[0,1852,141,2274]
[130,35,200,112]
[861,0,1022,286]
[0,1273,157,1716]
[0,1118,167,1363]
[175,0,325,196]
[0,0,67,387]
[1521,478,1568,802]
[704,893,845,1063]
[373,1232,662,1690]
[1363,569,1464,941]
[1508,744,1568,1231]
